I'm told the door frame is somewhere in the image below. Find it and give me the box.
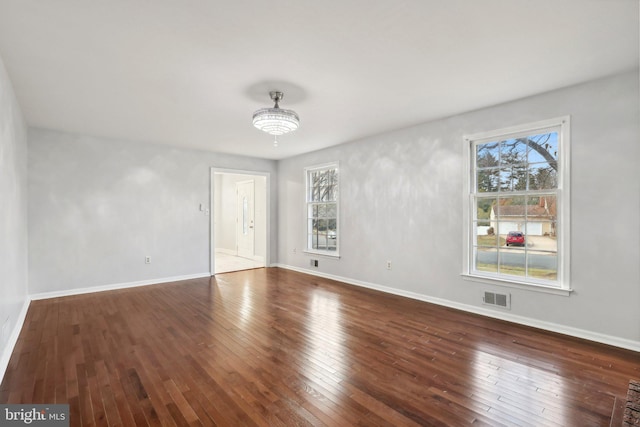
[210,168,271,275]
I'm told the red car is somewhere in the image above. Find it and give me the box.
[506,231,525,247]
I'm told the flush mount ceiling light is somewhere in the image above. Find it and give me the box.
[252,91,299,146]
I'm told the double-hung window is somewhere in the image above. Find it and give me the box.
[464,117,570,291]
[305,163,339,255]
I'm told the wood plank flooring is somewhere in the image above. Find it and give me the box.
[1,267,639,426]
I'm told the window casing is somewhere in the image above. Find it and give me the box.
[305,163,339,256]
[464,117,570,291]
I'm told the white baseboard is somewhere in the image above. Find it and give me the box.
[274,264,640,353]
[30,272,212,300]
[0,297,30,385]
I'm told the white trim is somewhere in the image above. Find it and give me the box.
[274,264,640,353]
[463,116,570,144]
[304,161,340,173]
[30,273,211,300]
[211,168,271,275]
[302,250,341,259]
[461,273,572,296]
[0,298,30,385]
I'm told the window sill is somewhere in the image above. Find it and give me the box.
[303,250,341,259]
[461,273,573,296]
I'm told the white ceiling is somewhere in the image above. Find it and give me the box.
[0,1,637,160]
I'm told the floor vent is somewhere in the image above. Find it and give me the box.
[483,291,511,309]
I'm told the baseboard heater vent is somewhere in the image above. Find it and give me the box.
[483,291,511,309]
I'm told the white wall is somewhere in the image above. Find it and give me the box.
[28,129,277,294]
[277,70,640,347]
[0,55,29,376]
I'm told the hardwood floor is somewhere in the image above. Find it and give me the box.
[1,268,638,426]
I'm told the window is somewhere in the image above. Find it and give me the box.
[306,163,339,255]
[464,117,570,291]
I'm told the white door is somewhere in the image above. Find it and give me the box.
[236,180,255,259]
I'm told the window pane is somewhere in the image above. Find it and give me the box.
[528,251,557,281]
[525,223,557,250]
[475,222,497,247]
[326,203,337,218]
[525,195,556,222]
[476,142,499,168]
[500,138,527,165]
[477,168,499,193]
[327,227,337,250]
[316,233,327,250]
[500,166,527,191]
[528,132,558,164]
[495,196,526,217]
[499,249,526,277]
[528,163,557,190]
[475,247,498,273]
[476,197,496,219]
[318,186,328,201]
[329,169,338,185]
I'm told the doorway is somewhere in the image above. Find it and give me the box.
[212,170,268,274]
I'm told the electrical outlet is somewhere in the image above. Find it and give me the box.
[310,259,318,267]
[145,256,151,264]
[386,260,392,270]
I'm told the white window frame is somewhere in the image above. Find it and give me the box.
[304,162,340,257]
[462,117,571,295]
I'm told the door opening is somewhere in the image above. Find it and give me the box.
[212,170,268,274]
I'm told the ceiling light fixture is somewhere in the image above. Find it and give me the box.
[252,91,299,146]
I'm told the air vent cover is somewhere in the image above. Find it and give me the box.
[483,291,511,309]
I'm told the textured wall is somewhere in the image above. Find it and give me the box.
[28,130,277,294]
[0,55,28,366]
[277,71,640,344]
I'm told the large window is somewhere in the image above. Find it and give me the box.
[306,163,339,255]
[464,117,570,290]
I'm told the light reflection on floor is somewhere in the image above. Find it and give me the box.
[472,342,568,426]
[302,290,348,405]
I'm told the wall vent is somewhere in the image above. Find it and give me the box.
[483,291,511,309]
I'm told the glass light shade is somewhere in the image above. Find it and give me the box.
[252,107,300,136]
